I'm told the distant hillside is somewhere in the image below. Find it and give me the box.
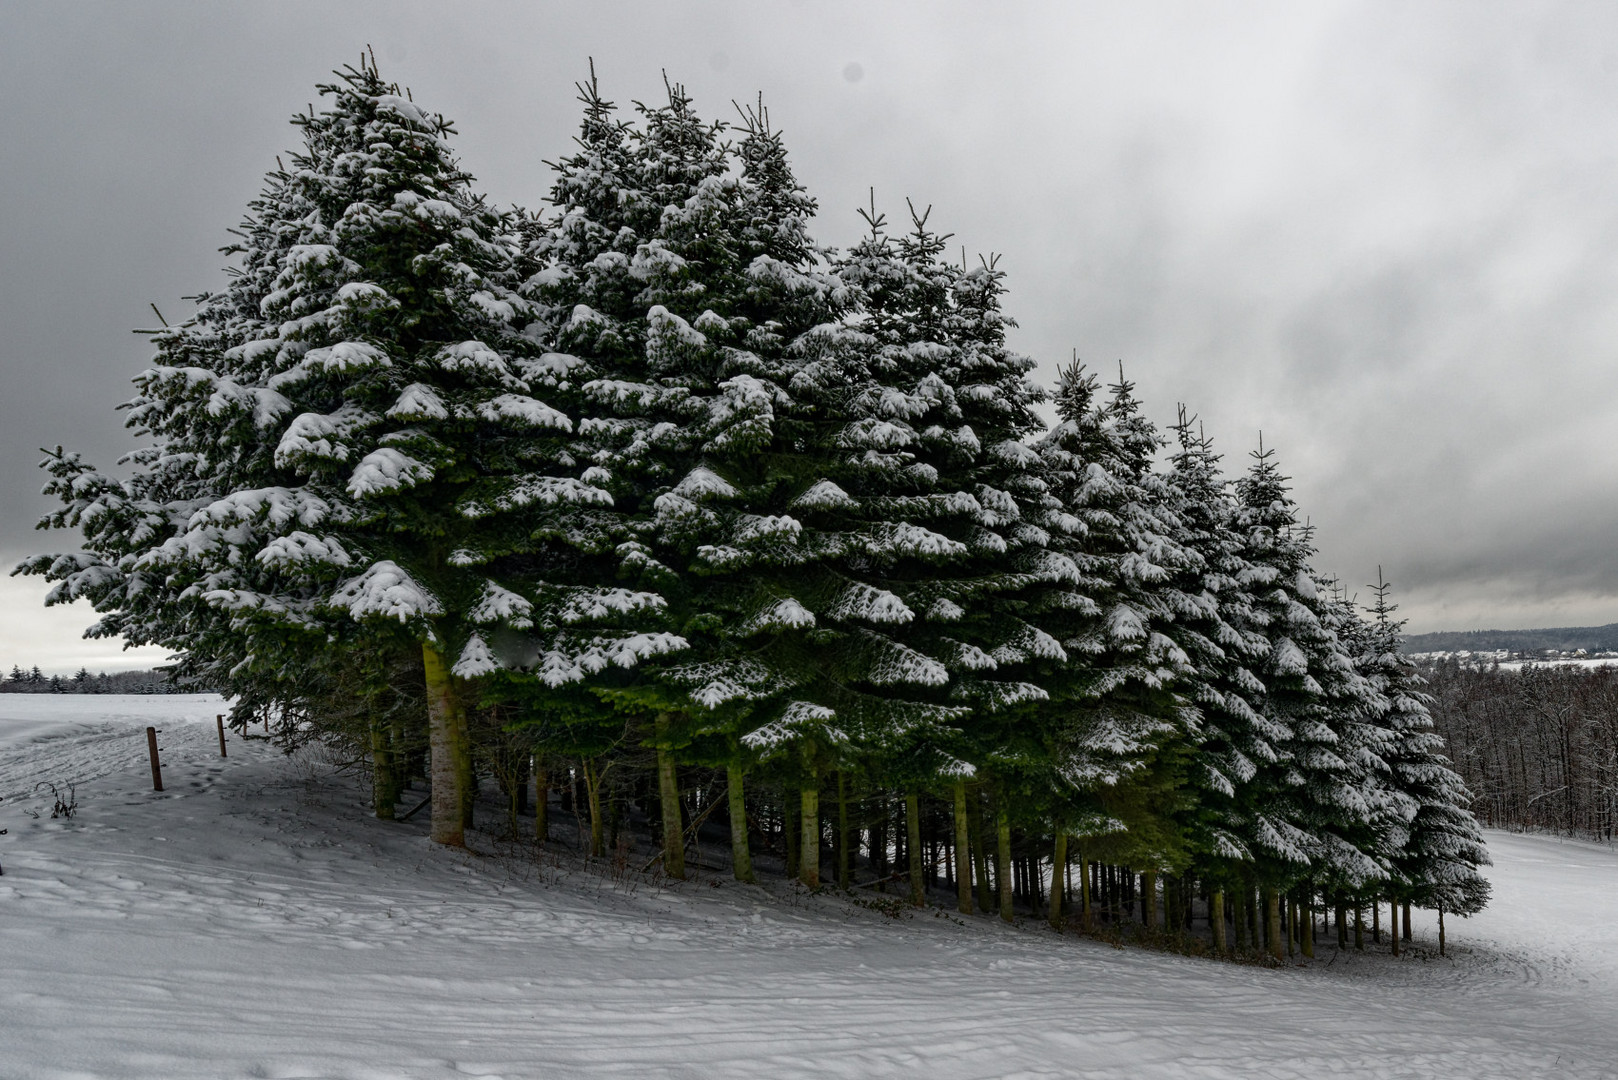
[1402,623,1618,655]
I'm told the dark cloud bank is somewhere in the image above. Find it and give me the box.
[4,1,1617,668]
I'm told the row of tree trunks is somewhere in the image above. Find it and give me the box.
[500,751,1453,965]
[511,756,1449,965]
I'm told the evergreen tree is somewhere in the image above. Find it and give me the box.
[1232,442,1390,950]
[21,57,677,845]
[1356,572,1491,923]
[1031,364,1205,880]
[807,203,1062,910]
[1159,409,1276,939]
[523,74,852,879]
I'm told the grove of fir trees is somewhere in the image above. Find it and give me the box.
[19,56,1490,962]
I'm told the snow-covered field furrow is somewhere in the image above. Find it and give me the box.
[2,698,1616,1079]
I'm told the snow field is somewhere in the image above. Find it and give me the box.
[2,697,1616,1079]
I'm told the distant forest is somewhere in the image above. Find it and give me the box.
[1425,660,1618,842]
[0,666,183,694]
[1403,623,1618,656]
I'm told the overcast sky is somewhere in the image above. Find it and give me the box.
[3,1,1616,671]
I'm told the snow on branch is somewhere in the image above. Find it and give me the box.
[459,475,613,518]
[473,394,572,431]
[267,341,391,390]
[470,581,534,629]
[452,633,500,678]
[385,383,449,421]
[863,632,949,687]
[792,479,858,511]
[255,531,353,570]
[348,447,433,497]
[829,582,914,625]
[738,597,817,636]
[329,560,442,623]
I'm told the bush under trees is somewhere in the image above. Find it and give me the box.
[17,56,1490,960]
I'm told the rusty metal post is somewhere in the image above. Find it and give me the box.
[146,727,163,791]
[217,714,227,757]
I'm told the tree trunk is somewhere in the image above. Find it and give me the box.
[1265,889,1283,960]
[1389,898,1400,957]
[996,806,1014,922]
[654,713,685,879]
[1080,853,1093,929]
[1402,901,1412,942]
[1049,833,1067,930]
[801,777,821,889]
[1300,898,1314,958]
[584,757,605,858]
[969,795,992,912]
[1142,870,1158,930]
[422,641,466,847]
[369,711,395,819]
[457,719,475,832]
[1353,900,1364,951]
[785,796,800,880]
[1438,905,1447,957]
[534,757,549,844]
[906,790,925,906]
[1211,889,1227,952]
[837,772,850,889]
[1372,897,1381,944]
[953,780,973,914]
[727,764,755,883]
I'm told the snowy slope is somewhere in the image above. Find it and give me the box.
[2,698,1616,1080]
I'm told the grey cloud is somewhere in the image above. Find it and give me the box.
[3,0,1617,672]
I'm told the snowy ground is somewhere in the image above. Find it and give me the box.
[3,697,1617,1079]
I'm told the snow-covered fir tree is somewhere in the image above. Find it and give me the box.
[1231,442,1393,952]
[23,57,682,846]
[1158,408,1276,945]
[793,202,1063,911]
[522,74,864,879]
[1029,363,1206,916]
[1353,572,1491,940]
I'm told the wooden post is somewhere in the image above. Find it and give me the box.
[146,727,163,791]
[216,714,227,758]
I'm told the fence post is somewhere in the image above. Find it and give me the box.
[146,727,163,792]
[217,714,227,758]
